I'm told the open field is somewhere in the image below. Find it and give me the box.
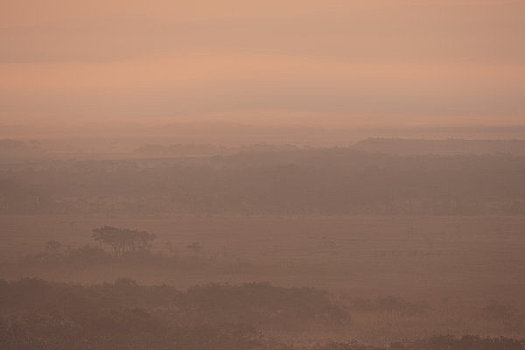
[2,214,525,345]
[2,215,525,298]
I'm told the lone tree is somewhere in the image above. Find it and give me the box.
[91,226,156,257]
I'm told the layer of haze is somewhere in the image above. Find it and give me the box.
[1,0,524,128]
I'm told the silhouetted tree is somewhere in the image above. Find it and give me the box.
[91,226,156,257]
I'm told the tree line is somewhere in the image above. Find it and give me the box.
[1,148,525,215]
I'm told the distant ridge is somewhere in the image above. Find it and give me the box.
[353,138,525,156]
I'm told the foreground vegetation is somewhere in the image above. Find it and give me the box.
[1,278,523,350]
[2,217,525,346]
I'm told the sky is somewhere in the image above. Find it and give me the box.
[1,0,524,128]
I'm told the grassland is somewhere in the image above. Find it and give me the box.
[2,214,524,295]
[1,214,525,344]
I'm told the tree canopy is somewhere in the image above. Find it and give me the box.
[91,226,156,257]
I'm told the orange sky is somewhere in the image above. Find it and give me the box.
[1,0,524,127]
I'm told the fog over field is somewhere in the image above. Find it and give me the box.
[2,1,525,349]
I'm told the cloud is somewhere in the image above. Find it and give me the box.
[1,1,524,64]
[1,0,524,125]
[0,53,523,125]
